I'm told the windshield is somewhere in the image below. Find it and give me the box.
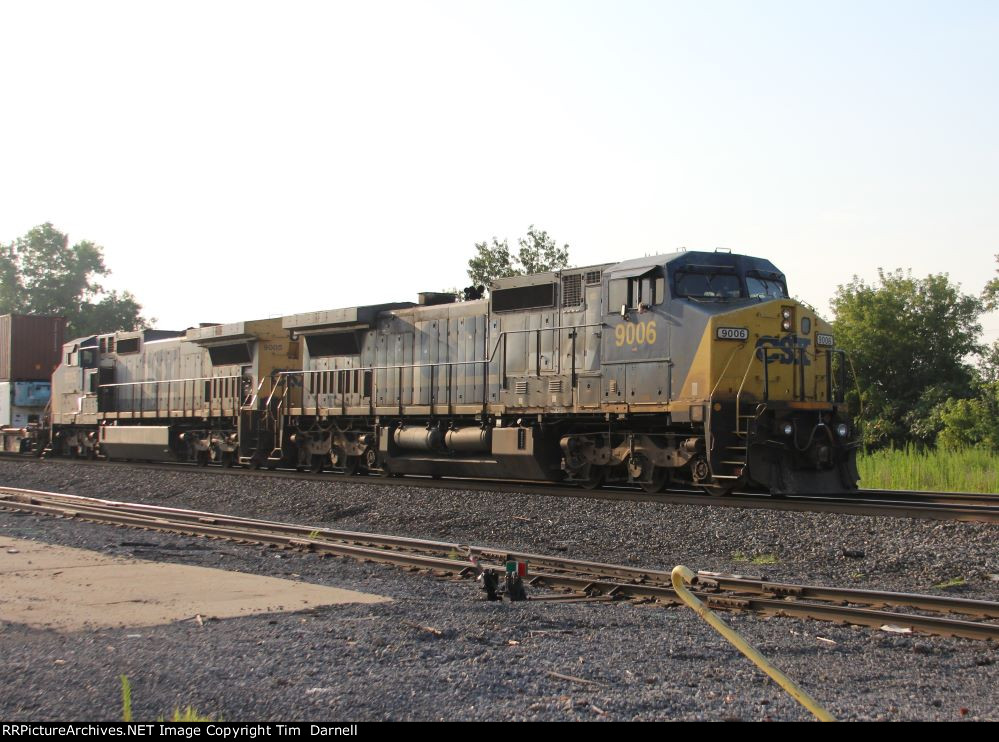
[746,275,788,299]
[675,270,742,299]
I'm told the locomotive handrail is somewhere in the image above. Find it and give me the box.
[97,375,242,420]
[709,344,745,398]
[734,347,780,433]
[270,322,605,375]
[97,374,241,387]
[271,322,606,415]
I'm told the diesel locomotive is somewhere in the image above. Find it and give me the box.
[46,250,860,495]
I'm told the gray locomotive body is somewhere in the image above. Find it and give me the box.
[43,250,857,494]
[255,250,857,494]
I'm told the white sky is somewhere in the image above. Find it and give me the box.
[1,0,997,343]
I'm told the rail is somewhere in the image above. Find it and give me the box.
[4,486,998,643]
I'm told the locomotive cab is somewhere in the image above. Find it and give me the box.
[657,251,860,494]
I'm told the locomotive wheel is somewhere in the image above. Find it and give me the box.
[701,481,735,497]
[196,450,209,467]
[222,452,235,468]
[343,456,361,476]
[578,466,605,490]
[639,466,669,493]
[309,455,325,474]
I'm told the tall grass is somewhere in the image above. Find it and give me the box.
[857,447,999,493]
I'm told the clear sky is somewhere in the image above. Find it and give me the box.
[1,1,996,342]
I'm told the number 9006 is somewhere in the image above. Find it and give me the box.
[614,320,657,347]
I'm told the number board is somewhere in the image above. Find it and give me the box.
[815,333,834,347]
[716,327,749,341]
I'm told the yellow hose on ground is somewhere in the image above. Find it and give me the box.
[670,565,836,722]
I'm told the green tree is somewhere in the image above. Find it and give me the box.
[0,223,149,337]
[831,269,982,448]
[466,237,517,289]
[516,225,570,276]
[937,397,998,451]
[935,341,999,451]
[466,225,570,287]
[984,254,999,311]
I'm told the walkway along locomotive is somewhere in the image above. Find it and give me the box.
[46,250,860,495]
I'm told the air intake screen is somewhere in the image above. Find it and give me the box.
[562,274,582,307]
[116,338,140,354]
[492,283,556,312]
[208,343,253,365]
[306,332,361,357]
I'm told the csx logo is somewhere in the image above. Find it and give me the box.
[755,336,811,365]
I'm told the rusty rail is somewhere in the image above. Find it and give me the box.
[1,487,998,642]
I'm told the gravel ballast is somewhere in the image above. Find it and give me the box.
[1,459,997,721]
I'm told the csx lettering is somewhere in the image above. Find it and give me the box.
[614,320,657,348]
[755,335,811,365]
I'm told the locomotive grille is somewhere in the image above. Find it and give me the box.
[585,270,602,285]
[562,274,582,307]
[515,380,529,395]
[548,379,562,393]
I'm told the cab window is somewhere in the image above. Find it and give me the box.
[746,275,788,299]
[609,269,665,310]
[675,270,742,299]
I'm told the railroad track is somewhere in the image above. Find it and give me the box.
[2,485,998,641]
[3,453,999,523]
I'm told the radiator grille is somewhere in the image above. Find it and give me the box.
[548,379,562,393]
[585,270,602,285]
[562,274,582,307]
[514,380,529,395]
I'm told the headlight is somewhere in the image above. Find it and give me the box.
[836,423,849,438]
[781,423,794,436]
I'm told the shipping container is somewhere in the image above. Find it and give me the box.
[0,314,66,381]
[0,381,49,427]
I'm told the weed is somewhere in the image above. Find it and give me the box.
[731,552,778,565]
[933,576,968,589]
[858,447,999,493]
[120,675,214,722]
[307,530,320,540]
[121,675,132,723]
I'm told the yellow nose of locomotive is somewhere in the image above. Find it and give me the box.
[700,299,858,494]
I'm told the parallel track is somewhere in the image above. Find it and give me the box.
[2,453,998,523]
[2,486,997,641]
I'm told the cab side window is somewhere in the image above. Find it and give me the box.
[609,270,665,311]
